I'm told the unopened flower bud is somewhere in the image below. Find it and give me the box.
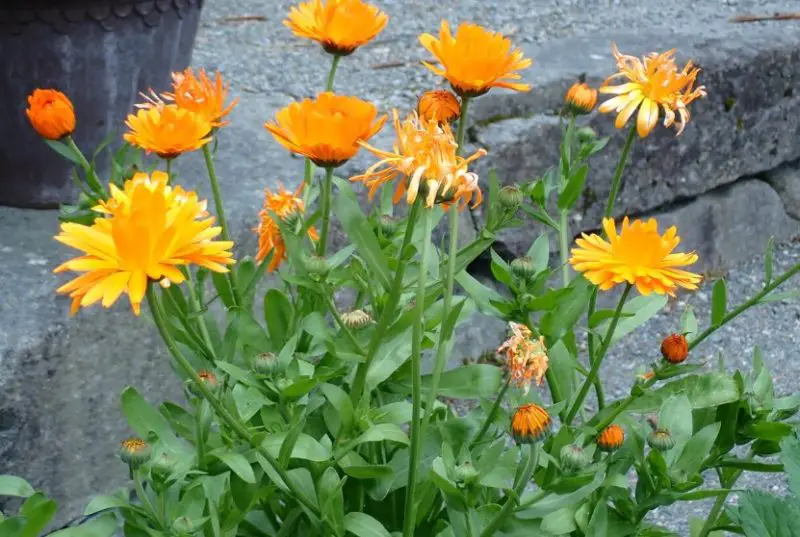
[187,370,219,397]
[304,254,329,279]
[576,126,598,145]
[119,437,152,469]
[453,461,480,485]
[417,89,461,123]
[252,352,282,376]
[648,429,676,452]
[150,452,177,481]
[564,82,597,116]
[499,185,524,211]
[172,516,197,535]
[596,424,625,452]
[661,333,689,364]
[560,444,590,472]
[511,404,552,444]
[378,214,399,236]
[511,256,536,279]
[341,309,373,329]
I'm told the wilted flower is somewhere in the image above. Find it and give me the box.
[254,184,318,272]
[159,68,238,127]
[341,309,373,329]
[497,321,549,394]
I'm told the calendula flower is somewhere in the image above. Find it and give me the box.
[351,110,486,209]
[285,0,388,56]
[124,105,212,159]
[511,404,551,444]
[163,68,238,127]
[26,89,75,140]
[119,437,151,468]
[255,184,318,272]
[597,424,625,452]
[661,333,689,364]
[564,82,597,115]
[417,89,461,123]
[598,44,707,137]
[54,171,234,315]
[497,322,549,394]
[569,217,702,296]
[419,21,532,98]
[265,92,385,168]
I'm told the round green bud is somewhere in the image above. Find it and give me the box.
[252,352,282,376]
[560,444,590,472]
[119,437,152,469]
[647,429,676,452]
[378,214,399,236]
[510,256,536,279]
[304,254,329,279]
[499,185,524,210]
[576,126,598,145]
[453,461,480,485]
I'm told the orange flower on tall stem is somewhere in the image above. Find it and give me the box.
[419,21,532,98]
[285,0,388,56]
[54,171,234,316]
[569,217,702,296]
[124,105,212,159]
[255,184,318,272]
[350,110,486,209]
[265,92,385,168]
[598,44,707,137]
[26,89,76,140]
[497,321,549,394]
[163,68,238,127]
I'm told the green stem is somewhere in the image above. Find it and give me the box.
[697,451,753,537]
[455,98,471,153]
[471,376,512,447]
[184,272,217,362]
[134,473,163,529]
[585,288,605,410]
[402,210,434,537]
[480,445,536,537]
[565,283,632,424]
[465,511,476,537]
[145,286,320,519]
[604,124,637,218]
[65,135,104,194]
[165,158,172,182]
[350,198,422,404]
[325,55,342,92]
[201,144,241,307]
[321,285,366,355]
[195,399,208,470]
[317,167,334,256]
[689,263,800,350]
[558,115,577,285]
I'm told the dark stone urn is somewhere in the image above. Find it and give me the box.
[0,0,204,208]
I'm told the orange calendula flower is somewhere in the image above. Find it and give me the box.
[419,21,532,98]
[265,92,385,168]
[26,89,76,140]
[417,89,461,123]
[164,68,238,127]
[564,82,598,115]
[54,171,234,316]
[511,403,552,444]
[350,110,486,209]
[124,105,212,159]
[255,184,319,272]
[497,322,549,395]
[661,333,689,364]
[569,217,702,297]
[598,44,707,137]
[597,424,625,452]
[285,0,388,56]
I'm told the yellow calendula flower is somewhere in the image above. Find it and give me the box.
[598,44,707,137]
[497,322,549,394]
[254,184,318,272]
[569,217,702,296]
[419,20,532,98]
[265,92,385,168]
[124,104,212,159]
[54,171,234,315]
[351,110,486,209]
[285,0,388,56]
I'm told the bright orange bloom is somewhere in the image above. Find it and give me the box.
[569,217,702,296]
[564,82,598,115]
[511,404,551,444]
[598,44,706,137]
[124,105,212,159]
[497,322,549,394]
[351,110,486,209]
[265,92,385,168]
[285,0,388,55]
[419,21,532,98]
[26,89,75,140]
[597,424,625,452]
[661,333,689,364]
[417,89,461,123]
[54,171,234,315]
[163,68,238,127]
[255,184,319,272]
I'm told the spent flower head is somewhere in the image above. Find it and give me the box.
[254,184,318,272]
[497,322,549,394]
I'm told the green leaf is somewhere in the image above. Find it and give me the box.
[527,234,550,274]
[369,402,412,425]
[605,294,668,345]
[518,470,605,519]
[321,383,354,433]
[48,514,119,537]
[334,188,392,291]
[18,493,57,537]
[782,435,800,498]
[344,424,410,449]
[232,384,273,422]
[520,203,559,230]
[711,279,727,326]
[558,164,589,210]
[318,467,345,536]
[83,494,128,516]
[343,512,391,537]
[0,476,35,498]
[263,432,331,462]
[744,422,794,443]
[279,421,304,468]
[760,289,800,303]
[540,276,592,339]
[211,271,236,308]
[120,386,183,452]
[541,505,578,534]
[586,501,609,537]
[263,289,293,348]
[211,451,256,484]
[728,490,800,537]
[628,374,740,412]
[658,394,693,467]
[456,271,506,317]
[673,422,721,477]
[680,305,698,338]
[421,365,502,400]
[44,139,83,165]
[548,340,576,400]
[764,236,775,286]
[752,346,775,408]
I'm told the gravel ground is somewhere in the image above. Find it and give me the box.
[190,1,800,534]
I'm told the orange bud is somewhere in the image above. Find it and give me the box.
[661,333,689,364]
[511,403,551,444]
[564,82,597,116]
[597,424,625,452]
[26,89,76,140]
[417,89,461,123]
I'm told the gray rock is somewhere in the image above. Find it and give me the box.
[764,160,800,220]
